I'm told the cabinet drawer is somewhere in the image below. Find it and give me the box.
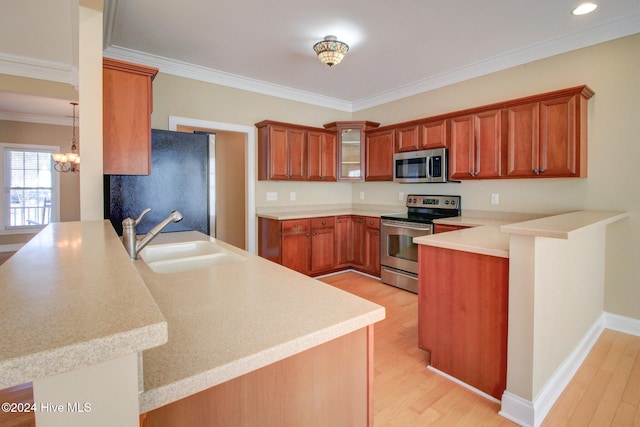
[311,216,335,229]
[364,217,380,229]
[282,219,310,234]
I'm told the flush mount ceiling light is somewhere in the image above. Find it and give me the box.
[572,2,598,15]
[313,35,349,67]
[52,102,80,173]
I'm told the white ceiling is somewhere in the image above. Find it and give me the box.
[104,0,640,111]
[1,0,640,122]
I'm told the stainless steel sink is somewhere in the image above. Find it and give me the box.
[140,240,246,274]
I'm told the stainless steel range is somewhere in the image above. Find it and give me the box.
[380,194,461,293]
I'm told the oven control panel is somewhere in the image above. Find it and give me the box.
[406,195,460,210]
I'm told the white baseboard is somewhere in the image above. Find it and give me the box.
[500,311,640,426]
[499,392,535,426]
[603,312,640,337]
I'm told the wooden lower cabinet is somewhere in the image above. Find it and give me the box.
[363,217,380,276]
[258,215,380,277]
[351,216,365,267]
[310,217,336,273]
[282,219,311,275]
[335,216,353,268]
[417,245,509,400]
[141,327,374,427]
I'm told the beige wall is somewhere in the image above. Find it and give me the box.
[353,34,640,320]
[151,33,639,320]
[0,120,81,222]
[151,73,355,209]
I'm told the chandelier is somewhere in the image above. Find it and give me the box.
[52,102,80,173]
[313,35,349,67]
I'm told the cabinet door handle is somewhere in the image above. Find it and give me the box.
[305,233,309,237]
[311,232,316,236]
[321,221,326,225]
[539,168,546,174]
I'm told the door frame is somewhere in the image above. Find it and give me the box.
[168,116,256,253]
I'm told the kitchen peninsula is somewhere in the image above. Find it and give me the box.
[414,210,628,426]
[0,222,384,427]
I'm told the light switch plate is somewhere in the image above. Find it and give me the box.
[290,192,296,201]
[491,193,499,205]
[359,191,365,200]
[266,192,277,201]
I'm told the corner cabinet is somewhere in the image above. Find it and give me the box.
[324,121,380,182]
[103,58,158,175]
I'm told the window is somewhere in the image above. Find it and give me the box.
[1,144,59,231]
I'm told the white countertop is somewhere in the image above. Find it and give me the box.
[0,221,168,389]
[415,225,511,258]
[256,204,402,220]
[134,231,385,413]
[415,210,628,257]
[500,210,629,239]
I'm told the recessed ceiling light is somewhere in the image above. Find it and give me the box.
[572,2,598,15]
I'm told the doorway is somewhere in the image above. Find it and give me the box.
[169,116,256,253]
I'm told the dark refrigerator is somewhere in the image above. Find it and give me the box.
[105,129,209,236]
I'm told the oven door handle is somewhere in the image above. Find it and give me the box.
[381,223,432,232]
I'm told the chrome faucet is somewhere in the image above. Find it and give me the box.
[122,208,183,260]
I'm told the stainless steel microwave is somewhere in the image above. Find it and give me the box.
[393,148,448,183]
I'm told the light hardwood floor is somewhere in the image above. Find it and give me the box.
[320,271,640,427]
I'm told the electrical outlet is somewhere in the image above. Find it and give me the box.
[491,193,499,205]
[266,192,277,201]
[359,191,365,200]
[399,192,405,201]
[290,191,296,201]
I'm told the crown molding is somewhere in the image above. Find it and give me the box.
[0,111,72,126]
[352,12,640,111]
[0,52,76,86]
[103,46,354,112]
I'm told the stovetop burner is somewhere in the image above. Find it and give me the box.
[381,195,461,224]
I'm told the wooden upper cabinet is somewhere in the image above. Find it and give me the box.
[539,94,583,177]
[308,130,337,181]
[420,119,449,150]
[324,121,380,182]
[257,121,308,180]
[450,110,503,179]
[506,102,540,177]
[396,124,420,153]
[507,86,593,178]
[365,128,395,181]
[287,128,307,180]
[103,58,158,175]
[396,119,449,153]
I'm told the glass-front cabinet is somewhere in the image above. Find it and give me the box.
[324,121,380,181]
